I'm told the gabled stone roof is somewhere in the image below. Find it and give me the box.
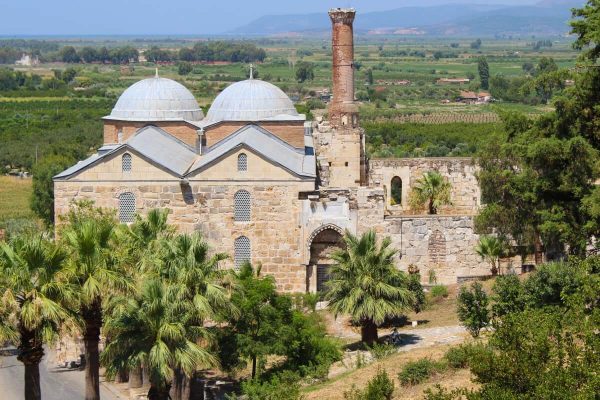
[55,124,316,180]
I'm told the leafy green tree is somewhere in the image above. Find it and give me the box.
[491,275,526,319]
[225,263,289,378]
[477,1,600,257]
[61,203,131,400]
[177,62,193,76]
[408,171,452,215]
[326,230,414,345]
[0,234,72,400]
[474,236,506,276]
[59,46,80,63]
[478,57,490,90]
[30,154,75,226]
[470,38,482,49]
[295,61,315,83]
[457,282,489,338]
[365,68,374,85]
[102,278,218,400]
[220,263,340,379]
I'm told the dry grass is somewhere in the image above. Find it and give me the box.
[302,343,478,400]
[0,175,34,222]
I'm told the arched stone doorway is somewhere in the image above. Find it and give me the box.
[307,225,345,293]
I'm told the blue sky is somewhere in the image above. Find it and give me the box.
[0,0,542,36]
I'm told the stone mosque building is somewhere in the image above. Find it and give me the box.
[54,9,491,292]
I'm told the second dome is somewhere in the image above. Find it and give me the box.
[206,79,300,122]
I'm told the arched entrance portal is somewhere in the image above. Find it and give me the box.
[308,226,345,293]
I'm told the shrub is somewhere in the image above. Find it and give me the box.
[444,344,471,369]
[239,371,302,400]
[345,369,395,400]
[429,284,449,300]
[423,385,465,400]
[522,262,584,308]
[370,343,397,360]
[491,275,526,318]
[457,282,490,337]
[408,274,426,313]
[398,358,445,386]
[443,342,488,369]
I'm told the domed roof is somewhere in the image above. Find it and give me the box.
[206,78,300,122]
[107,74,203,122]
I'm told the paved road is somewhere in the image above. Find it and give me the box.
[0,348,122,400]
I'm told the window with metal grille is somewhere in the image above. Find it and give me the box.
[234,236,251,269]
[118,192,136,223]
[238,153,248,171]
[234,190,251,222]
[122,153,132,173]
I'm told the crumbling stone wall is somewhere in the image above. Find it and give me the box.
[369,158,480,215]
[385,215,489,284]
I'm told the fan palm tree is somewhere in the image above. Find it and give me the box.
[102,278,218,400]
[62,209,131,400]
[409,171,452,215]
[158,233,237,399]
[325,230,414,345]
[0,234,73,400]
[475,235,507,276]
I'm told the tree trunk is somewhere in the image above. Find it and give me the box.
[491,260,498,276]
[148,384,171,400]
[251,355,257,379]
[82,299,103,400]
[534,232,543,265]
[361,319,378,345]
[428,199,436,215]
[17,328,44,400]
[171,368,189,400]
[129,364,143,389]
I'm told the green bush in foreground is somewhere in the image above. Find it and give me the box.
[345,369,395,400]
[236,371,303,400]
[398,358,446,386]
[457,282,490,338]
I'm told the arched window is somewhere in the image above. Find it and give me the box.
[391,176,402,205]
[118,192,136,223]
[234,236,251,269]
[237,153,248,171]
[122,153,132,173]
[234,190,251,222]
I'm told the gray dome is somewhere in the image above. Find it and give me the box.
[206,79,300,122]
[108,76,203,121]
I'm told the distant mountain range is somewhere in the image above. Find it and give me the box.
[229,0,583,37]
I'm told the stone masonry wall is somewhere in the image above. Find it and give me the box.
[369,158,480,215]
[55,180,311,292]
[385,215,489,284]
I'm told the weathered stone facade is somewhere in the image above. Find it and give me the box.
[369,158,480,215]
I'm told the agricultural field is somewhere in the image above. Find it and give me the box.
[0,175,34,222]
[0,35,579,170]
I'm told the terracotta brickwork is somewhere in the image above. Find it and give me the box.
[104,120,199,147]
[204,121,306,148]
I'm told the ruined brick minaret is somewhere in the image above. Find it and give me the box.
[323,8,365,188]
[329,8,356,121]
